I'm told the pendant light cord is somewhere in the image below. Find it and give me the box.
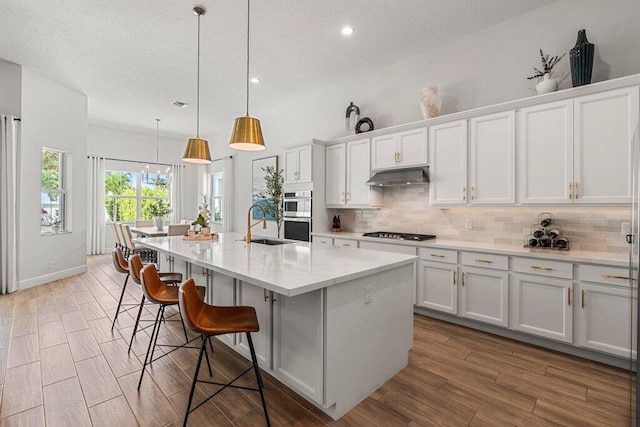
[246,0,250,116]
[196,11,201,137]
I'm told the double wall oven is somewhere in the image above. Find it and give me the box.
[283,191,312,242]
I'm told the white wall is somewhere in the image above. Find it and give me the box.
[19,67,88,289]
[0,59,21,116]
[202,0,640,234]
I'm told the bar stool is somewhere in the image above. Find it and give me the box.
[111,247,135,330]
[137,264,208,390]
[178,278,270,427]
[127,254,183,352]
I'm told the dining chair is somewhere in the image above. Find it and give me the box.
[136,220,154,227]
[121,224,151,260]
[168,224,190,236]
[114,223,128,256]
[108,223,120,249]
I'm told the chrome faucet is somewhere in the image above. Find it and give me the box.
[246,204,267,243]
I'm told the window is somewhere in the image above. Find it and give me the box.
[210,172,224,223]
[105,170,171,222]
[41,148,69,234]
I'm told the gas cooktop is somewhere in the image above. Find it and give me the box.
[362,231,437,241]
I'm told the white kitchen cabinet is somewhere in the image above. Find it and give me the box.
[518,86,639,205]
[325,139,382,208]
[236,281,272,368]
[273,289,324,404]
[429,120,468,205]
[311,236,332,245]
[469,111,515,204]
[459,257,509,327]
[417,260,457,315]
[207,271,237,346]
[512,274,573,343]
[333,238,357,248]
[371,128,428,171]
[284,144,312,184]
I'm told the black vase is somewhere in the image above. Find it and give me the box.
[569,29,594,87]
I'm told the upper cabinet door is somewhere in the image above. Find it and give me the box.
[397,128,428,168]
[429,120,468,205]
[325,144,346,206]
[297,145,313,183]
[574,86,639,204]
[346,138,371,206]
[284,149,299,184]
[469,111,515,204]
[371,134,398,171]
[518,101,574,204]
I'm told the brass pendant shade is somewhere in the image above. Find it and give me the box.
[182,137,212,163]
[229,115,265,151]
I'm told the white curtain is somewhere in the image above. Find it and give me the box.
[0,115,19,294]
[87,156,106,255]
[170,164,183,225]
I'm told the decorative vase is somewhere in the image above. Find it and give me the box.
[51,224,60,234]
[155,217,164,231]
[569,29,594,87]
[535,73,558,94]
[420,86,442,119]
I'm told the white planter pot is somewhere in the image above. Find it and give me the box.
[536,74,558,94]
[155,217,164,231]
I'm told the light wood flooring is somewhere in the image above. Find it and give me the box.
[0,254,635,426]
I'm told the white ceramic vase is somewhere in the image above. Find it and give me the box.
[155,217,164,231]
[420,86,442,119]
[535,73,558,95]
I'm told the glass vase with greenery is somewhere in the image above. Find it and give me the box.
[259,166,284,238]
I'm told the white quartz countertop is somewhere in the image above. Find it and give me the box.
[311,231,630,267]
[134,232,417,297]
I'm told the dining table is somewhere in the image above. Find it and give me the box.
[129,226,168,237]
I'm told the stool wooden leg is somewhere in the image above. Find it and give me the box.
[247,333,270,426]
[111,274,130,330]
[183,335,208,427]
[128,295,146,354]
[138,304,163,390]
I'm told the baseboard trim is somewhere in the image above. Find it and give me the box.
[19,265,88,290]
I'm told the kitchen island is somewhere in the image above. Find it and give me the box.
[134,232,417,420]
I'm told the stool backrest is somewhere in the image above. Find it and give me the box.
[128,254,143,285]
[178,278,205,333]
[136,220,154,227]
[141,263,168,304]
[168,224,190,236]
[121,224,136,250]
[112,247,129,274]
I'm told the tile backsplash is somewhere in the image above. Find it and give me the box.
[331,186,631,253]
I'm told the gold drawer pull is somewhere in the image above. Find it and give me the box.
[474,259,493,264]
[462,272,466,286]
[341,243,351,247]
[581,289,585,308]
[452,270,456,285]
[430,254,445,258]
[602,274,630,280]
[569,182,573,199]
[531,266,553,271]
[567,288,571,306]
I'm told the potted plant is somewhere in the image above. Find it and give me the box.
[192,214,209,235]
[527,49,566,94]
[148,201,171,231]
[258,165,284,238]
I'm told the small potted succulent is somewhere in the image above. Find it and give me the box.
[527,49,566,94]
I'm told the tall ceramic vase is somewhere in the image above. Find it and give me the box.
[569,29,594,87]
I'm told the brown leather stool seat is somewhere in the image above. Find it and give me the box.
[178,279,269,426]
[126,254,186,353]
[137,264,209,390]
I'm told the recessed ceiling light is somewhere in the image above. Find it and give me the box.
[172,101,189,108]
[341,26,354,36]
[250,77,260,83]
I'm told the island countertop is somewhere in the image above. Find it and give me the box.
[134,232,417,297]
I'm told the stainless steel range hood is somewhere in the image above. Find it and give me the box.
[366,166,429,187]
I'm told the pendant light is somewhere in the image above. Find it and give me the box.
[183,6,212,164]
[229,0,265,151]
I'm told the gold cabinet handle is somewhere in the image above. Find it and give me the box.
[602,273,631,280]
[581,289,585,308]
[462,187,467,201]
[531,265,553,271]
[471,186,476,200]
[567,288,571,306]
[569,182,573,199]
[430,253,445,258]
[452,270,456,285]
[462,272,466,286]
[474,259,493,264]
[341,243,351,247]
[574,182,579,199]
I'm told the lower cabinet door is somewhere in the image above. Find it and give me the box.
[272,290,324,405]
[236,282,272,369]
[512,274,573,343]
[459,267,508,327]
[208,272,236,347]
[417,261,457,314]
[578,283,637,359]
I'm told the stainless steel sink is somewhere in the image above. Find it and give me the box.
[250,238,292,246]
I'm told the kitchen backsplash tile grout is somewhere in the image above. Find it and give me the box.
[330,186,630,254]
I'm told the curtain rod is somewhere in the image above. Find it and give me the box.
[87,156,184,168]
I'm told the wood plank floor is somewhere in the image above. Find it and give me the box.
[0,254,635,426]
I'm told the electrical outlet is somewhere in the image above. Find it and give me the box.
[621,222,631,235]
[48,261,53,269]
[364,285,372,304]
[465,218,473,230]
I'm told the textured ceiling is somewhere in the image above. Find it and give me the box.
[0,0,554,138]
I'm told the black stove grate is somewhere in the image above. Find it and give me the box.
[362,231,436,241]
